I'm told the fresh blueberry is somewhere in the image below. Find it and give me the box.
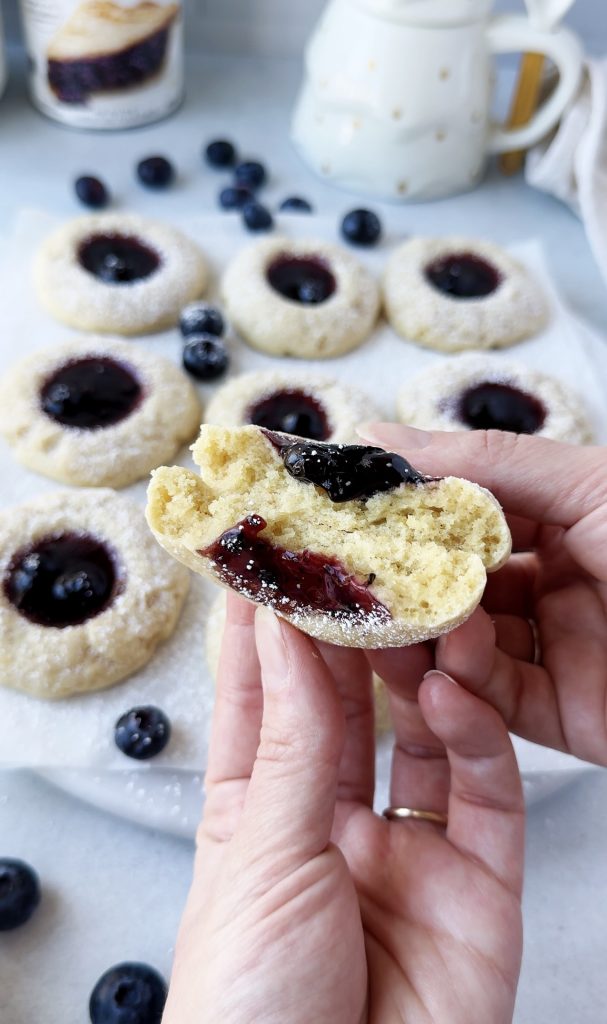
[219,185,253,210]
[115,707,171,761]
[341,208,382,247]
[0,859,41,931]
[136,156,175,189]
[242,201,274,233]
[182,335,230,381]
[75,176,109,209]
[279,196,313,214]
[234,160,267,190]
[179,302,225,338]
[89,962,167,1024]
[205,139,237,168]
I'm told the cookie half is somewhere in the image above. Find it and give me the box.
[34,213,208,335]
[205,591,392,734]
[0,338,202,488]
[221,237,380,358]
[383,236,548,352]
[205,371,379,443]
[0,489,189,700]
[397,354,593,444]
[146,425,510,649]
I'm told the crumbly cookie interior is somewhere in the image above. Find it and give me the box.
[147,426,510,638]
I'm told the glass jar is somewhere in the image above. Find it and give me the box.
[18,0,184,129]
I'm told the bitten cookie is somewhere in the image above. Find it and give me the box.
[34,213,208,335]
[221,237,380,358]
[146,425,510,649]
[205,371,379,443]
[397,354,594,444]
[0,489,189,700]
[205,591,392,734]
[0,338,202,488]
[383,236,548,352]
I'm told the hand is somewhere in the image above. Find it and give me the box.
[361,424,607,767]
[163,594,524,1024]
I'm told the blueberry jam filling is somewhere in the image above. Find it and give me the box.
[200,515,389,622]
[263,433,426,503]
[40,357,142,430]
[267,255,336,305]
[425,252,501,299]
[247,390,330,441]
[456,381,546,434]
[4,533,118,628]
[78,233,160,284]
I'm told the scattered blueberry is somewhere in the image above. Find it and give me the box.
[279,196,313,214]
[0,859,41,931]
[89,962,167,1024]
[179,302,225,338]
[205,139,237,169]
[242,200,274,233]
[182,335,230,381]
[75,176,109,209]
[114,707,171,761]
[219,185,253,210]
[234,160,267,190]
[341,208,382,247]
[136,156,175,189]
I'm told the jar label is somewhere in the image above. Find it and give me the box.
[20,0,184,129]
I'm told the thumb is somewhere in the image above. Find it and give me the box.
[358,423,607,529]
[235,607,345,875]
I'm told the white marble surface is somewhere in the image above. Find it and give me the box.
[1,768,607,1023]
[0,53,607,1024]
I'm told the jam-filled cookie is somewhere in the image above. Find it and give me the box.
[205,591,392,734]
[0,338,202,488]
[383,237,548,352]
[34,213,208,335]
[0,490,189,700]
[205,371,379,443]
[221,237,380,358]
[146,425,510,649]
[397,354,594,444]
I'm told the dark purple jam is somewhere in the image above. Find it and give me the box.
[267,254,336,305]
[40,357,142,430]
[263,433,426,503]
[78,234,160,284]
[247,390,330,441]
[48,25,173,104]
[456,381,546,434]
[425,252,501,299]
[200,515,389,622]
[4,533,118,628]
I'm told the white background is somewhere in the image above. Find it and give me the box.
[1,0,606,56]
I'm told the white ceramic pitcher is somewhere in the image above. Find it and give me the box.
[291,0,583,200]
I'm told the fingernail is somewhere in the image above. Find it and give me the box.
[357,423,433,450]
[255,606,290,692]
[423,670,458,686]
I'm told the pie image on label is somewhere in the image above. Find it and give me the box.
[47,1,180,104]
[146,425,511,649]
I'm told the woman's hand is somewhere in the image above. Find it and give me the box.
[163,594,524,1024]
[360,424,607,767]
